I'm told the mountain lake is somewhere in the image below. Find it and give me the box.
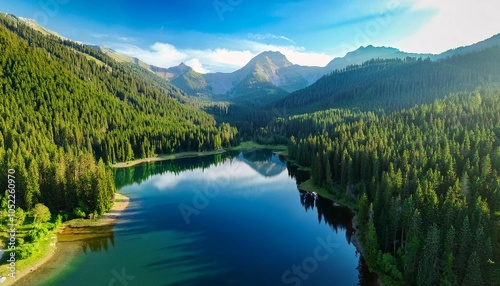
[19,150,377,286]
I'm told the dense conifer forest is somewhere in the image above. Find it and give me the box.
[211,48,500,141]
[0,14,237,218]
[274,50,500,114]
[1,12,499,285]
[282,89,500,285]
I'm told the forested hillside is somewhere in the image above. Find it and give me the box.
[1,10,499,285]
[0,14,237,217]
[275,49,500,115]
[212,47,500,141]
[282,89,500,285]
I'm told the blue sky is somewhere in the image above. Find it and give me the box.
[1,0,499,72]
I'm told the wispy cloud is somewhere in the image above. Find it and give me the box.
[247,33,297,45]
[111,34,333,73]
[111,37,334,73]
[90,33,108,39]
[114,43,255,73]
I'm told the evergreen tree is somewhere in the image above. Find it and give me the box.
[365,204,379,266]
[440,225,456,286]
[462,251,484,286]
[357,193,369,237]
[417,224,441,286]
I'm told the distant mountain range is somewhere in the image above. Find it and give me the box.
[274,45,500,114]
[100,48,322,103]
[11,12,500,109]
[99,33,500,105]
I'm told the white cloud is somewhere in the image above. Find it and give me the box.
[149,159,294,197]
[188,48,256,71]
[91,33,108,39]
[184,58,210,73]
[112,37,334,73]
[397,0,500,53]
[113,43,256,73]
[115,42,189,69]
[278,49,333,67]
[242,40,334,67]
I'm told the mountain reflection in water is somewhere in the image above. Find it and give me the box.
[38,150,378,286]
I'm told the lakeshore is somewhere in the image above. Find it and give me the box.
[0,193,129,286]
[111,149,226,168]
[110,141,287,169]
[53,148,369,285]
[4,147,376,285]
[298,179,384,286]
[2,143,279,284]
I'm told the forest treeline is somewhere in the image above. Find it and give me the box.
[283,89,500,285]
[0,14,237,217]
[273,50,500,115]
[208,48,500,141]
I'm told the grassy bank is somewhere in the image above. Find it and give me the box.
[0,218,58,285]
[61,193,129,228]
[0,230,57,285]
[0,192,129,285]
[227,141,287,152]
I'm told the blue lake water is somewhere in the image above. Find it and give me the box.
[34,150,376,286]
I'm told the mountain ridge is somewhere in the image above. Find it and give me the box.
[10,14,500,107]
[164,33,500,102]
[274,46,500,115]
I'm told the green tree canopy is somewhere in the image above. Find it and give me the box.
[32,203,51,224]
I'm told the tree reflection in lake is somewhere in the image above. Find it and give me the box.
[58,150,380,286]
[57,225,115,254]
[299,190,356,243]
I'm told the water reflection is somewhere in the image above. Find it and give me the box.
[50,150,379,285]
[116,150,377,285]
[296,192,378,285]
[114,150,289,189]
[57,225,116,254]
[299,191,356,244]
[113,152,234,189]
[291,169,377,284]
[238,150,287,177]
[285,161,310,184]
